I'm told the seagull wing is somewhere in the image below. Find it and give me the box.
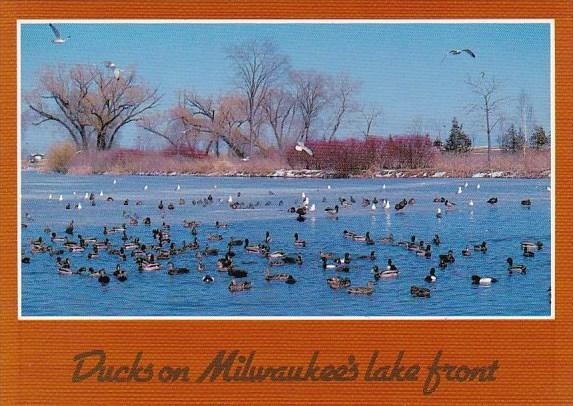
[462,49,476,58]
[449,49,460,55]
[49,23,61,39]
[114,68,120,80]
[301,145,314,156]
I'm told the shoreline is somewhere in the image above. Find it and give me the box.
[23,167,551,179]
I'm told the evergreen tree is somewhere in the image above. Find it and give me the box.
[530,126,549,149]
[444,118,471,152]
[501,124,525,152]
[433,137,443,149]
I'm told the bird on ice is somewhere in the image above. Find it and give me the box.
[457,187,463,194]
[310,204,316,212]
[48,194,52,200]
[476,184,481,190]
[58,195,63,201]
[371,203,377,211]
[176,184,181,191]
[49,23,70,44]
[295,141,314,156]
[469,200,474,207]
[113,179,117,185]
[382,184,386,190]
[99,190,104,196]
[144,185,148,191]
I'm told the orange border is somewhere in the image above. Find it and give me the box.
[1,1,572,405]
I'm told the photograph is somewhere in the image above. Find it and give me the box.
[19,21,552,317]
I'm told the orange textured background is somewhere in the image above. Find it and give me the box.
[1,1,572,405]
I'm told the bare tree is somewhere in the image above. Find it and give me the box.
[291,70,328,142]
[26,64,160,151]
[227,40,289,156]
[407,116,425,136]
[360,105,383,139]
[327,74,359,141]
[262,87,298,149]
[466,74,507,165]
[516,89,535,159]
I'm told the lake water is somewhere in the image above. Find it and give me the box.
[20,172,551,317]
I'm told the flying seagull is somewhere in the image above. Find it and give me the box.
[441,48,476,62]
[295,141,314,156]
[104,61,117,69]
[49,23,70,44]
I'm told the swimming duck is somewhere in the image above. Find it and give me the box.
[474,241,487,252]
[358,251,376,260]
[410,286,431,298]
[424,268,437,283]
[244,239,261,253]
[523,247,535,257]
[197,261,206,272]
[215,221,229,229]
[521,199,531,207]
[380,234,394,244]
[207,233,224,241]
[264,270,292,282]
[327,277,351,289]
[228,279,252,292]
[227,267,248,278]
[347,281,375,295]
[462,246,471,256]
[202,275,214,283]
[471,275,498,285]
[203,246,219,256]
[98,270,110,285]
[432,234,441,245]
[335,253,351,265]
[324,205,339,216]
[506,257,527,274]
[139,261,161,272]
[294,233,306,247]
[65,221,74,235]
[444,200,456,209]
[487,197,498,205]
[167,262,189,275]
[394,199,408,211]
[264,231,272,244]
[22,256,31,264]
[114,266,128,282]
[321,257,337,270]
[521,241,543,251]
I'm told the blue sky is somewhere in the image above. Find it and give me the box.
[20,22,551,152]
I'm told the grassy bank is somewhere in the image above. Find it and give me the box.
[33,142,550,179]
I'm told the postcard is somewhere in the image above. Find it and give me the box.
[1,1,572,405]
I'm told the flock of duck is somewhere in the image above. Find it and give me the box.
[21,181,548,304]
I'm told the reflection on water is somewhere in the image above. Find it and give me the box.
[21,172,551,317]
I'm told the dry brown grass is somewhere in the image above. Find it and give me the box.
[43,142,77,173]
[433,149,550,177]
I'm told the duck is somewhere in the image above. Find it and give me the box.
[197,262,206,272]
[264,270,293,282]
[506,257,527,274]
[380,234,394,244]
[215,221,229,229]
[244,239,261,253]
[521,199,531,207]
[432,234,441,245]
[321,257,337,270]
[98,270,111,285]
[462,246,471,256]
[264,231,272,244]
[114,266,128,282]
[358,251,376,260]
[324,205,339,216]
[444,200,456,209]
[521,240,543,251]
[487,197,498,205]
[473,241,487,252]
[207,233,224,241]
[167,262,189,275]
[65,220,74,235]
[471,275,498,285]
[228,279,252,292]
[22,256,31,264]
[293,233,306,247]
[410,286,431,298]
[227,267,248,278]
[327,277,351,289]
[347,281,374,295]
[139,261,161,272]
[202,275,214,283]
[438,250,455,264]
[372,262,399,279]
[523,247,535,257]
[203,246,219,256]
[424,268,437,283]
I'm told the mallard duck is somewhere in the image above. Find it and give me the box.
[523,247,535,257]
[358,251,376,260]
[228,279,252,292]
[208,234,224,241]
[506,257,527,274]
[472,275,498,285]
[202,275,214,283]
[227,268,248,278]
[293,233,306,247]
[197,262,206,272]
[521,199,531,207]
[324,205,339,216]
[380,234,394,244]
[139,262,161,272]
[327,277,351,289]
[264,270,292,282]
[228,237,243,246]
[335,253,351,265]
[347,281,374,295]
[474,241,487,252]
[98,270,110,285]
[410,286,430,298]
[487,197,498,205]
[521,241,543,251]
[114,266,128,282]
[444,200,456,209]
[432,234,441,245]
[424,268,437,283]
[244,239,261,253]
[321,257,337,270]
[215,221,229,229]
[203,246,219,256]
[373,263,399,279]
[167,262,190,275]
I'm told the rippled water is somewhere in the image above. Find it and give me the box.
[20,172,551,317]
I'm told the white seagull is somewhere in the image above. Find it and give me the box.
[176,184,181,191]
[457,187,463,194]
[441,48,476,63]
[371,203,377,211]
[144,185,148,191]
[295,141,314,156]
[310,204,316,212]
[469,200,474,207]
[476,184,481,190]
[49,24,70,45]
[48,194,52,200]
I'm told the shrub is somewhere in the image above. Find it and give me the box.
[286,135,436,174]
[44,142,77,173]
